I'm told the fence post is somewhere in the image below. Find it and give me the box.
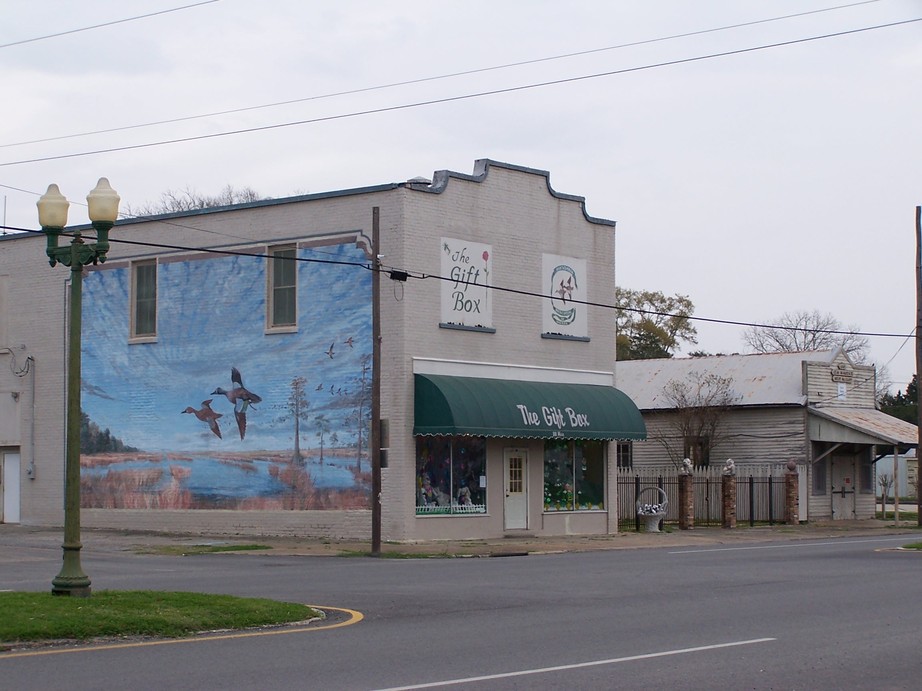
[634,475,641,532]
[784,461,799,525]
[679,472,694,530]
[768,476,774,525]
[722,466,737,529]
[657,475,665,531]
[749,476,755,527]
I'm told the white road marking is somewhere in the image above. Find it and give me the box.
[669,536,911,554]
[376,637,776,690]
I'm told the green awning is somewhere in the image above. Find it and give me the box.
[414,374,646,441]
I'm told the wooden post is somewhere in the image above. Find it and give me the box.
[916,205,922,526]
[894,450,900,525]
[371,207,382,555]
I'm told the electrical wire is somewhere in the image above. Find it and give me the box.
[0,0,882,150]
[2,222,914,341]
[0,1,221,49]
[3,16,920,168]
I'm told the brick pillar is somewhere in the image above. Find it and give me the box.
[721,474,737,529]
[784,469,799,525]
[678,473,694,530]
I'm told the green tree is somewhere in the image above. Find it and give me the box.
[880,375,917,423]
[615,289,697,360]
[79,412,138,454]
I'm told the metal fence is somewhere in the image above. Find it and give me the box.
[617,464,788,529]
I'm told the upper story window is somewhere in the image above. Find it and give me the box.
[131,260,157,340]
[268,245,297,330]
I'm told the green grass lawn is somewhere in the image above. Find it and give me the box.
[0,591,319,645]
[876,510,920,522]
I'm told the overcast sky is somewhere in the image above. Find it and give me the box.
[3,0,920,391]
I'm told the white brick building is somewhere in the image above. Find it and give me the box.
[0,160,645,540]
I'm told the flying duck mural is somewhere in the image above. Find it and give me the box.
[78,239,373,511]
[211,367,262,440]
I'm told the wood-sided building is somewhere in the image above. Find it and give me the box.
[616,349,917,520]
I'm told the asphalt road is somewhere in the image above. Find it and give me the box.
[2,533,920,690]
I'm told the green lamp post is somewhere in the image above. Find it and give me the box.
[38,178,120,597]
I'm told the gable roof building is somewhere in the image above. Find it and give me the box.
[617,349,917,520]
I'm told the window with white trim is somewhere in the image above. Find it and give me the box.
[268,245,297,328]
[131,260,157,339]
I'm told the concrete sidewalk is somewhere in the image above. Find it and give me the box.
[2,520,919,558]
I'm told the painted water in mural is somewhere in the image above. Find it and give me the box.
[79,239,372,510]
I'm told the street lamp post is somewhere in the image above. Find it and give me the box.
[38,178,120,597]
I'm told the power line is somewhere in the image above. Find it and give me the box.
[0,0,882,150]
[0,1,221,49]
[2,222,914,341]
[3,16,920,168]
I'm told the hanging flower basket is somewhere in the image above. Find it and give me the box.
[636,487,668,533]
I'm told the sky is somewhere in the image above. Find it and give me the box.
[3,0,921,392]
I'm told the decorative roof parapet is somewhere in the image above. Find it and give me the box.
[404,159,616,227]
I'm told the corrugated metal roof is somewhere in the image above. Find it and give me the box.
[616,350,836,410]
[810,407,918,446]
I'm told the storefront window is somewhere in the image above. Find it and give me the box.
[416,436,486,515]
[544,439,605,511]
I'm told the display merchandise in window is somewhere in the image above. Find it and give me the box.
[544,439,604,511]
[416,437,486,515]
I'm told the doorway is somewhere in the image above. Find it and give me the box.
[503,448,528,530]
[1,451,21,523]
[831,455,856,520]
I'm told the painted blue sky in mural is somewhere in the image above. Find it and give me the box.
[80,241,372,454]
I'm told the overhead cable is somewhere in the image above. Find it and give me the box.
[3,16,920,168]
[0,0,882,149]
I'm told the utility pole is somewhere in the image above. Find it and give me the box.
[371,207,382,554]
[916,205,921,526]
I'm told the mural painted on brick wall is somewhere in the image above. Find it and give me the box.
[78,238,372,511]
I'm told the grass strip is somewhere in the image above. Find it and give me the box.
[0,591,318,643]
[142,544,272,556]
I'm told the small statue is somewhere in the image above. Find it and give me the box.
[722,458,736,476]
[681,458,693,475]
[786,459,798,474]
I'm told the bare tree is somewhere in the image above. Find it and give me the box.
[655,371,740,469]
[877,473,893,516]
[742,310,869,363]
[124,185,266,216]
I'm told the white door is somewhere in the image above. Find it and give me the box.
[831,455,856,520]
[1,452,21,523]
[503,448,528,530]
